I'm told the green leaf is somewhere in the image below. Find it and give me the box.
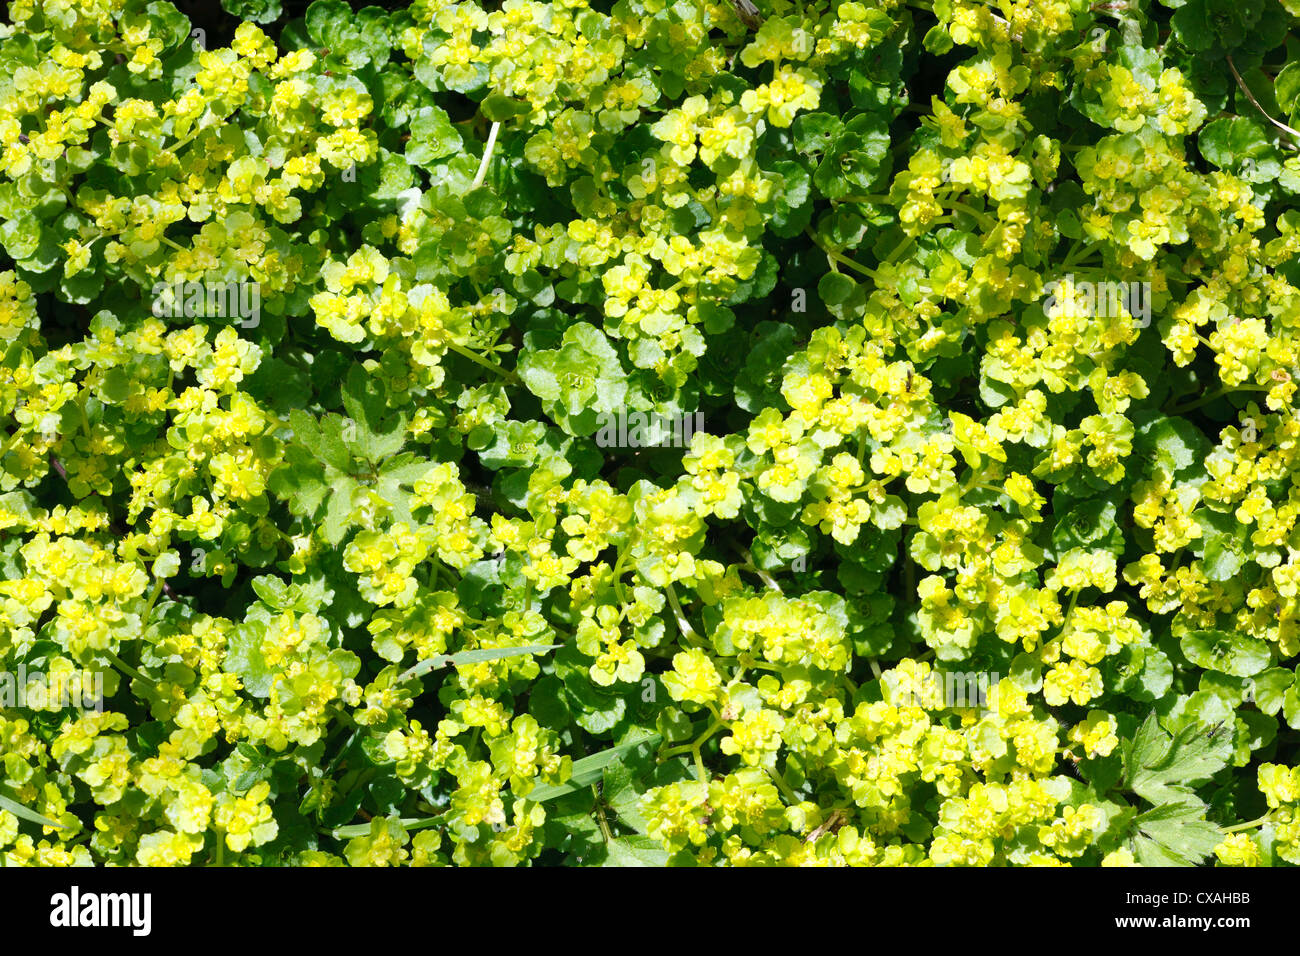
[269,445,330,517]
[517,322,627,430]
[1171,0,1217,51]
[922,23,953,54]
[340,366,408,463]
[602,759,650,834]
[292,410,353,473]
[99,367,131,404]
[1112,642,1173,702]
[220,0,283,24]
[1190,508,1249,582]
[735,322,796,412]
[1236,709,1277,754]
[528,675,570,727]
[1180,629,1272,677]
[1200,535,1246,582]
[792,113,843,157]
[0,214,40,260]
[1248,667,1295,715]
[478,419,547,471]
[767,160,812,236]
[251,575,290,609]
[1123,712,1233,805]
[146,0,192,45]
[1055,207,1081,240]
[1051,499,1124,555]
[1284,681,1300,729]
[407,107,462,167]
[304,0,351,46]
[601,835,668,867]
[365,150,416,201]
[818,271,858,307]
[374,453,435,526]
[481,93,531,122]
[1198,116,1283,181]
[224,620,274,698]
[567,675,627,734]
[518,358,562,404]
[1128,800,1224,866]
[1134,413,1211,477]
[340,363,387,432]
[1276,61,1300,123]
[320,477,360,545]
[813,113,891,199]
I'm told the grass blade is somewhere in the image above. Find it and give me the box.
[397,644,560,683]
[0,790,64,829]
[526,733,662,803]
[331,815,444,840]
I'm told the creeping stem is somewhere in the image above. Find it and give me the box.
[105,648,154,686]
[804,227,879,280]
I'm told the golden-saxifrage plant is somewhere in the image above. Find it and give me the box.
[1,0,1299,866]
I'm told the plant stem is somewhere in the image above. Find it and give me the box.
[883,233,916,264]
[804,228,880,280]
[593,786,614,843]
[665,581,704,647]
[1058,589,1081,644]
[942,199,996,231]
[767,766,799,804]
[105,648,154,685]
[472,121,501,188]
[141,577,165,627]
[165,114,213,157]
[736,545,783,593]
[1166,385,1268,416]
[611,548,630,606]
[1227,55,1300,142]
[1220,813,1272,834]
[676,720,725,756]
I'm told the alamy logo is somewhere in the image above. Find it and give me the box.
[151,279,261,328]
[0,667,103,712]
[884,670,997,710]
[1042,274,1151,327]
[595,410,703,449]
[50,887,151,936]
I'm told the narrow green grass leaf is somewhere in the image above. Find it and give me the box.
[330,815,444,839]
[397,644,560,683]
[526,733,662,803]
[0,791,64,829]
